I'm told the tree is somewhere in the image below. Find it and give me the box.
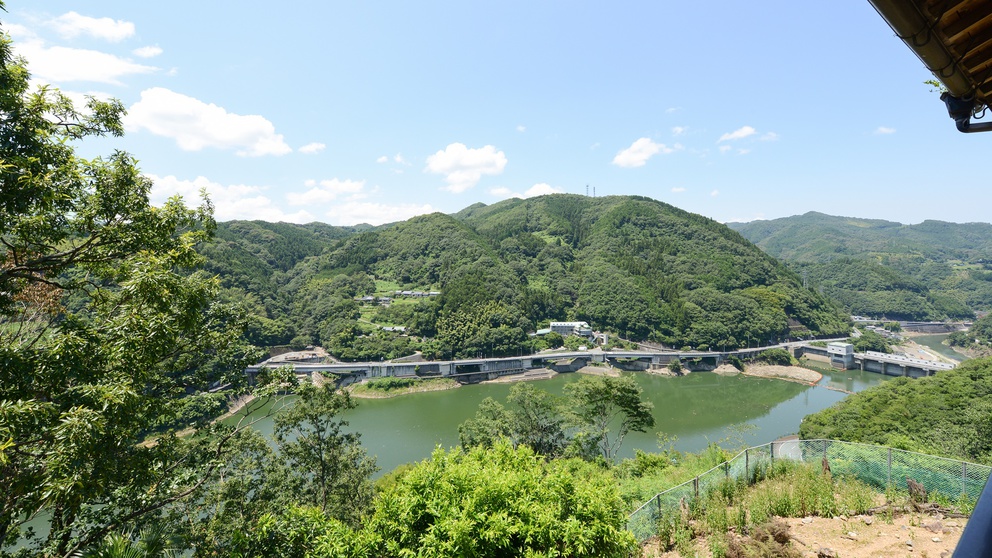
[458,383,568,458]
[849,330,891,353]
[0,21,259,556]
[564,375,655,461]
[755,348,793,366]
[273,384,377,528]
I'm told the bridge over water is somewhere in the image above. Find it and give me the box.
[245,339,954,385]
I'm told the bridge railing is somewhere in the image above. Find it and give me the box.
[626,439,992,543]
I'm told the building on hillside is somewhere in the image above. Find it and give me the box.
[549,321,593,338]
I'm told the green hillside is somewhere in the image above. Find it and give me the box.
[202,195,849,360]
[730,212,992,319]
[800,357,992,464]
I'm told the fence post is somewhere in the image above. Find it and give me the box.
[770,442,775,466]
[745,449,750,484]
[694,476,699,500]
[725,461,730,480]
[887,447,892,489]
[655,493,661,517]
[822,439,827,462]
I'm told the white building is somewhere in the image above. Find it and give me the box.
[827,341,855,369]
[550,321,593,338]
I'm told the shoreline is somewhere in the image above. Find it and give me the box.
[347,377,461,399]
[741,364,822,386]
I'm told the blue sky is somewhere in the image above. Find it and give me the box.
[3,2,987,226]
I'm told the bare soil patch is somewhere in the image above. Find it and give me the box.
[576,364,621,377]
[481,368,559,383]
[743,364,822,385]
[644,511,965,557]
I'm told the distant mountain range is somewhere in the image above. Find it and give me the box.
[729,212,992,320]
[200,195,850,359]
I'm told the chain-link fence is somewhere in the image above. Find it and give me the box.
[627,439,992,542]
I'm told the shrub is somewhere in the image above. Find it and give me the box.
[368,442,638,557]
[755,348,793,366]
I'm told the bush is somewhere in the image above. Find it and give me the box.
[755,348,792,366]
[726,355,745,371]
[364,377,417,391]
[368,442,638,557]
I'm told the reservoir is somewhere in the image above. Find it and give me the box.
[243,365,893,476]
[912,333,970,362]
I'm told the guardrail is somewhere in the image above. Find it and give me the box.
[627,439,992,544]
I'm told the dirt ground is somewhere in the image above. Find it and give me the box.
[644,511,965,557]
[687,364,823,386]
[576,364,622,377]
[742,364,823,385]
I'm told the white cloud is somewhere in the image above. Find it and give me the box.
[147,174,314,223]
[612,137,678,168]
[710,189,720,197]
[666,107,682,114]
[671,186,686,193]
[287,179,366,205]
[298,142,326,154]
[13,40,156,85]
[719,145,732,153]
[738,149,750,155]
[50,12,135,42]
[718,126,757,142]
[126,87,292,156]
[516,125,526,132]
[4,23,36,40]
[874,126,896,135]
[760,132,779,141]
[376,155,389,163]
[132,45,163,58]
[490,183,564,200]
[425,143,507,193]
[525,183,563,197]
[672,126,687,136]
[323,201,435,226]
[393,153,408,165]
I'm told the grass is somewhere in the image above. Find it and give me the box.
[374,279,402,293]
[349,377,459,398]
[644,461,971,556]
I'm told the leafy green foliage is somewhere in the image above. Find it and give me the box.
[459,383,569,458]
[800,357,992,464]
[565,375,656,461]
[0,28,260,557]
[273,385,377,527]
[160,379,377,556]
[459,375,655,462]
[229,505,371,558]
[849,330,892,353]
[754,348,793,366]
[367,442,639,557]
[948,312,992,352]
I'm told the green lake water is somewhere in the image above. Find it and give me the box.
[913,333,970,363]
[240,366,892,476]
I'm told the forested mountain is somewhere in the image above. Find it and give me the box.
[202,195,849,360]
[729,212,992,320]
